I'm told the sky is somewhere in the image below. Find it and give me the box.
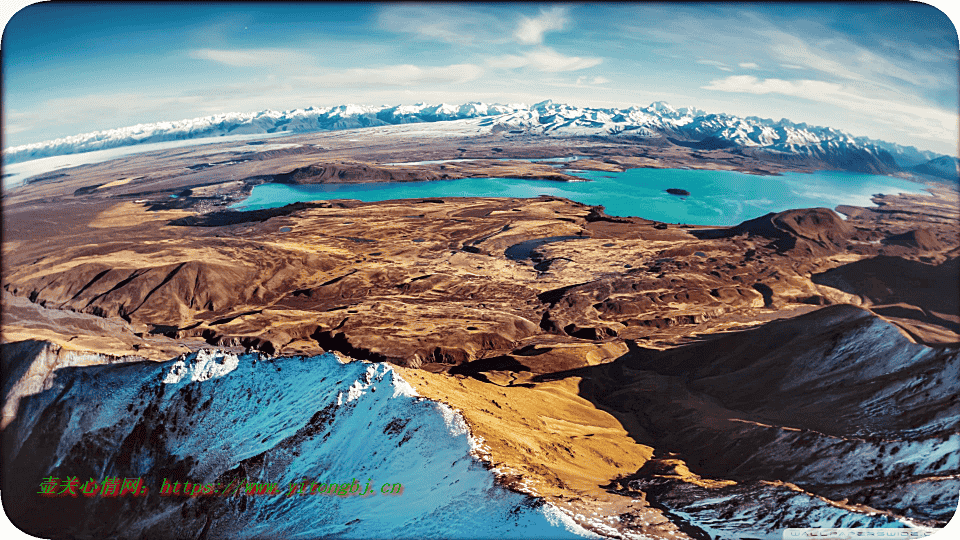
[1,2,958,155]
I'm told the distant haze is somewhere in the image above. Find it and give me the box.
[2,3,958,155]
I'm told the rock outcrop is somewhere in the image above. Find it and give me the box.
[693,207,854,255]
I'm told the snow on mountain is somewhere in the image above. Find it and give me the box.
[911,155,960,180]
[854,137,945,168]
[3,101,950,172]
[3,350,592,539]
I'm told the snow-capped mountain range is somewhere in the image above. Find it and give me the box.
[2,100,946,170]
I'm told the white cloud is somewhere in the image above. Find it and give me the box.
[704,75,839,96]
[487,47,602,72]
[190,44,484,87]
[2,122,29,135]
[696,59,732,71]
[703,75,957,141]
[621,8,954,103]
[344,64,484,85]
[32,93,205,124]
[575,76,611,86]
[377,5,508,45]
[189,48,312,68]
[417,24,470,44]
[738,62,760,69]
[514,7,569,44]
[2,110,32,135]
[299,63,485,87]
[854,48,936,87]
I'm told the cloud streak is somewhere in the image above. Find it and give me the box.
[703,75,957,140]
[487,47,601,72]
[377,5,509,45]
[297,63,485,87]
[696,60,732,71]
[757,25,953,91]
[189,48,313,68]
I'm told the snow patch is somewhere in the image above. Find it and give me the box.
[430,400,491,459]
[345,380,366,403]
[437,402,470,437]
[387,368,420,398]
[162,350,239,384]
[541,504,604,539]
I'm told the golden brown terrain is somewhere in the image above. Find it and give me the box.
[2,130,958,537]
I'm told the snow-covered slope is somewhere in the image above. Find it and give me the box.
[591,304,960,538]
[912,155,960,180]
[3,101,948,173]
[2,350,592,539]
[853,138,944,168]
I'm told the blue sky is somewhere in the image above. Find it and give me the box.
[2,2,958,155]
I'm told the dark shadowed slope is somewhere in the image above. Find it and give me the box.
[535,305,959,536]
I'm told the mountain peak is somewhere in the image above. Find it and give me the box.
[530,99,558,112]
[649,101,677,113]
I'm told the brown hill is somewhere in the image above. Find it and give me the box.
[692,207,853,255]
[882,228,944,251]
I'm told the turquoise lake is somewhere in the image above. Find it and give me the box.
[231,167,930,226]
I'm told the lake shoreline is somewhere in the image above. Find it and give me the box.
[225,167,932,227]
